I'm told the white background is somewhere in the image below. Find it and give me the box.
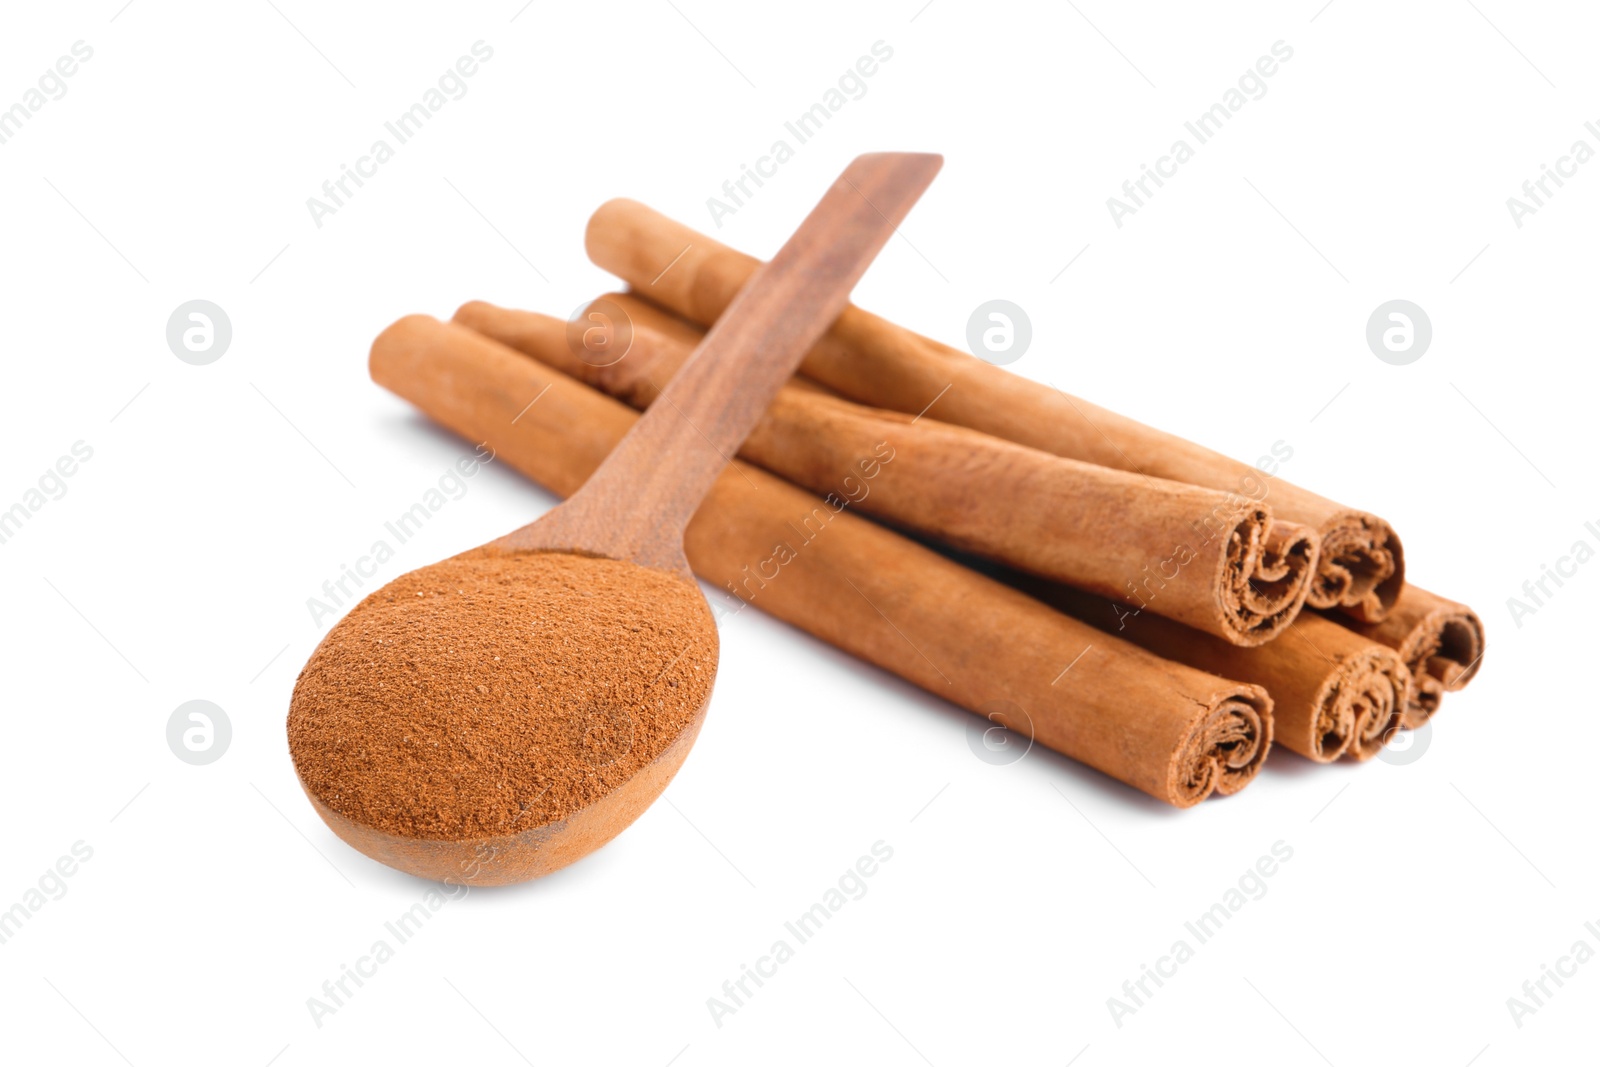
[1,1,1596,1064]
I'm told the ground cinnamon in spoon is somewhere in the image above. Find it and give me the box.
[288,550,717,840]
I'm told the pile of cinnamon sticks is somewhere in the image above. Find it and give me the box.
[368,199,1485,809]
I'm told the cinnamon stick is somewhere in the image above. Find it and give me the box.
[455,298,1321,647]
[583,199,1405,623]
[369,314,1274,807]
[1335,585,1484,728]
[1030,582,1409,763]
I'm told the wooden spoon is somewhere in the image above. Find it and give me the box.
[288,153,942,885]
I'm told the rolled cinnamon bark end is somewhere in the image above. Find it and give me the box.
[739,393,1320,650]
[1336,585,1485,728]
[1308,510,1405,623]
[1172,693,1272,802]
[1219,518,1320,646]
[1329,643,1412,761]
[1031,583,1407,764]
[372,315,1276,808]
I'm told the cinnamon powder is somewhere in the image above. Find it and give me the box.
[288,551,717,840]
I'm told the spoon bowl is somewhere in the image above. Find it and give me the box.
[290,549,718,885]
[301,716,708,885]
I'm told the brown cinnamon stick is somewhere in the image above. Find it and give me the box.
[455,298,1320,647]
[583,199,1406,623]
[1030,582,1409,762]
[1335,585,1484,728]
[369,314,1274,807]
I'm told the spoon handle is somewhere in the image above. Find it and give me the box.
[495,152,941,575]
